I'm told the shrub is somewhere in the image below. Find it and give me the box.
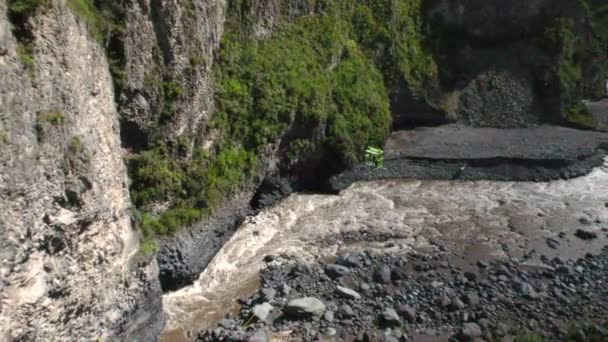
[68,135,84,154]
[34,110,65,138]
[8,0,50,16]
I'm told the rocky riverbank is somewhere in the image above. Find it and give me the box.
[331,125,608,192]
[198,243,608,341]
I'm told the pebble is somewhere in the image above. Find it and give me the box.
[249,329,269,342]
[459,322,482,341]
[546,237,561,249]
[252,303,273,321]
[261,288,276,301]
[463,292,480,306]
[338,304,355,318]
[285,298,326,317]
[337,254,362,268]
[382,308,401,326]
[396,304,416,322]
[323,310,334,322]
[200,248,608,342]
[324,264,351,278]
[519,282,539,300]
[575,228,598,240]
[335,286,361,300]
[374,264,392,284]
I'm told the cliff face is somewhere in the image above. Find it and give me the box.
[399,0,608,129]
[0,0,606,340]
[120,0,225,149]
[0,1,162,340]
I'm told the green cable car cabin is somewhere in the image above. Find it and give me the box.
[365,147,384,168]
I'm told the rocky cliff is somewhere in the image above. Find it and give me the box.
[0,1,162,340]
[0,0,607,340]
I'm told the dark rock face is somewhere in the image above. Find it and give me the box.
[575,228,599,240]
[156,192,254,291]
[420,0,607,130]
[251,177,293,210]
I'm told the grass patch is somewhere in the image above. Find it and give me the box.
[0,131,9,144]
[34,110,65,139]
[543,16,605,127]
[128,144,257,237]
[68,135,84,154]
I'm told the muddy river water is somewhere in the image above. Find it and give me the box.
[160,158,608,341]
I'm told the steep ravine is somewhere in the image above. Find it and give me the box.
[1,0,607,341]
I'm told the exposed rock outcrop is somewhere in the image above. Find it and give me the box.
[0,2,162,340]
[394,0,608,129]
[120,0,226,149]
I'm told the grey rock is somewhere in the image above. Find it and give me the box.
[575,228,598,240]
[218,319,236,329]
[325,327,337,337]
[279,284,291,296]
[459,323,483,341]
[285,298,326,317]
[374,264,392,284]
[382,308,401,326]
[464,292,480,306]
[360,283,371,291]
[261,288,276,301]
[431,281,444,288]
[323,311,335,322]
[546,238,561,249]
[477,260,489,268]
[478,318,491,330]
[519,282,539,300]
[464,272,477,281]
[335,286,362,300]
[338,304,355,318]
[249,329,269,342]
[438,294,452,308]
[579,217,592,225]
[396,304,416,322]
[337,254,362,268]
[325,264,351,278]
[556,265,573,275]
[449,298,466,311]
[252,303,273,321]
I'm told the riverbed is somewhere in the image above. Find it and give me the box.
[161,158,608,341]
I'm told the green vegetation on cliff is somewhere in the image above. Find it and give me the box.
[542,14,604,128]
[125,0,437,244]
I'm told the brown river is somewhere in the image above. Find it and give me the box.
[160,158,608,341]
